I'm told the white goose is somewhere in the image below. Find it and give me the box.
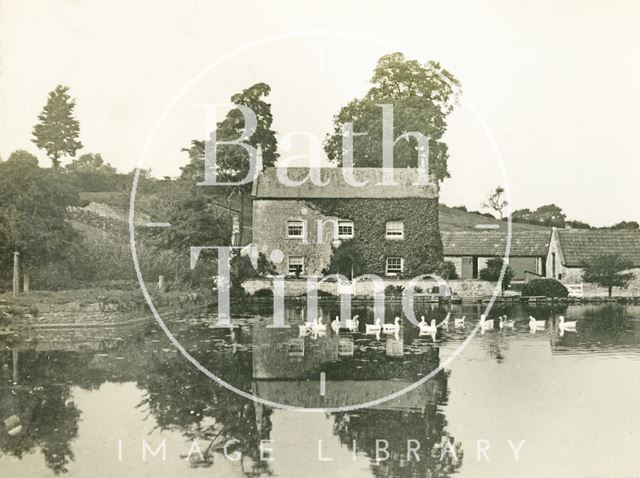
[558,315,577,330]
[383,317,401,334]
[331,316,341,334]
[501,315,515,328]
[439,312,451,329]
[529,316,546,329]
[419,318,437,335]
[298,323,312,337]
[311,317,327,334]
[366,318,383,335]
[480,314,494,330]
[454,316,466,328]
[344,315,360,332]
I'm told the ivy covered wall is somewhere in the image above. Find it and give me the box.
[309,198,443,276]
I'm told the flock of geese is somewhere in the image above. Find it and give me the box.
[299,312,578,340]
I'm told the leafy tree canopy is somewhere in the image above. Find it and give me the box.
[65,153,116,175]
[478,256,513,290]
[32,85,83,168]
[324,240,366,279]
[511,204,566,227]
[610,221,639,230]
[180,82,278,185]
[324,52,461,183]
[0,151,80,270]
[583,253,635,297]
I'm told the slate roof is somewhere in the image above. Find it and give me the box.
[442,230,551,257]
[557,229,640,267]
[252,167,439,199]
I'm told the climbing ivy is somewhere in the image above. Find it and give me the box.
[309,198,443,277]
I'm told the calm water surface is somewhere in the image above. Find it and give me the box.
[1,302,639,477]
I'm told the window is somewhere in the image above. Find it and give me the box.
[288,256,304,275]
[337,220,354,239]
[385,221,404,239]
[287,220,304,238]
[386,257,404,275]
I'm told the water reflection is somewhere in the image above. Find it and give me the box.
[0,303,638,476]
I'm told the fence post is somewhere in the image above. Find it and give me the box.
[12,251,20,298]
[23,272,30,294]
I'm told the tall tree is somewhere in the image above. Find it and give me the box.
[180,82,278,183]
[180,82,278,236]
[583,254,635,298]
[0,151,80,280]
[324,52,460,183]
[482,186,508,219]
[32,85,83,168]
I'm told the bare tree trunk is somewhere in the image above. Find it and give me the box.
[12,251,20,298]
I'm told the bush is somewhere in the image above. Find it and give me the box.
[479,256,513,290]
[522,278,568,298]
[385,285,404,296]
[252,288,273,298]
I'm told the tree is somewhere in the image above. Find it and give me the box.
[180,82,278,235]
[566,220,591,229]
[482,186,508,219]
[478,256,513,291]
[180,82,278,183]
[511,204,566,227]
[65,153,115,174]
[65,153,118,191]
[32,85,83,168]
[583,254,635,297]
[324,52,460,183]
[610,221,639,230]
[0,152,81,287]
[325,240,366,279]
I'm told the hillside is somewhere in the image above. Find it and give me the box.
[438,204,549,232]
[76,192,549,236]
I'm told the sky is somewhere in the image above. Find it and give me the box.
[0,0,638,226]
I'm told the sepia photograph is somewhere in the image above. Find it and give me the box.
[0,1,639,477]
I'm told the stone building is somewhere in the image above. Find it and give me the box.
[251,167,442,277]
[442,230,550,281]
[546,227,640,291]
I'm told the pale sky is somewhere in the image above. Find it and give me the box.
[1,0,638,226]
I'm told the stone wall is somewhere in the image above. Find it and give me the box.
[243,278,496,298]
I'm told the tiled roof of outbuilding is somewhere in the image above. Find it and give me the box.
[442,230,551,257]
[252,168,439,199]
[557,229,640,267]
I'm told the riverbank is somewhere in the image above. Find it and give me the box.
[0,288,203,329]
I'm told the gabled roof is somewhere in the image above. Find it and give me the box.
[556,229,640,267]
[442,230,551,257]
[252,167,439,199]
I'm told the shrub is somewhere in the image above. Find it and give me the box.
[479,256,513,290]
[522,278,568,298]
[385,285,404,296]
[252,288,273,298]
[436,261,458,280]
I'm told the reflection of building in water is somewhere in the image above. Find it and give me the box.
[338,337,354,357]
[386,334,404,357]
[251,325,461,476]
[251,326,443,410]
